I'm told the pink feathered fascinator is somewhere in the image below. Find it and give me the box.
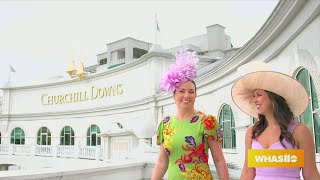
[159,49,199,92]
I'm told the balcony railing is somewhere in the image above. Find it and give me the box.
[0,144,103,160]
[110,58,125,65]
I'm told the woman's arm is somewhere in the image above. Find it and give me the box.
[151,143,169,180]
[240,125,255,180]
[294,124,320,180]
[209,140,229,180]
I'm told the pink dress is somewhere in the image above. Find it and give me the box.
[252,121,301,180]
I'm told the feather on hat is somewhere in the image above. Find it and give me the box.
[159,49,199,92]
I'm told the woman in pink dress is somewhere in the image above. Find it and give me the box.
[231,61,320,180]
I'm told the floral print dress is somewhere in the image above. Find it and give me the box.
[157,111,222,180]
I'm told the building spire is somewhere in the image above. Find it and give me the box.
[67,57,77,77]
[77,53,85,80]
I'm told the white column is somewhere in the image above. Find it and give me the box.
[125,46,133,63]
[31,143,37,156]
[107,44,112,67]
[74,143,80,159]
[9,144,14,155]
[52,145,58,158]
[95,145,101,160]
[100,134,110,161]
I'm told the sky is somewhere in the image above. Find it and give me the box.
[0,0,278,95]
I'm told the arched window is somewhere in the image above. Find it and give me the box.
[10,127,25,145]
[60,126,75,145]
[296,68,320,153]
[37,127,51,145]
[219,104,236,149]
[86,124,101,146]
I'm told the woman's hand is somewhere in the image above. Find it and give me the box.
[209,139,230,180]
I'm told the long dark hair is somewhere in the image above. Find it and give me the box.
[252,90,296,148]
[173,80,197,94]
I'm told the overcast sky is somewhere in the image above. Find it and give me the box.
[0,0,278,95]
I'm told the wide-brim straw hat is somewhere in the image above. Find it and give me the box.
[231,61,309,118]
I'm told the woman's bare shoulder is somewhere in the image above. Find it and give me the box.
[293,122,311,138]
[247,125,254,133]
[245,125,254,138]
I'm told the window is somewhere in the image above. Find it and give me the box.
[37,127,51,145]
[133,48,148,59]
[10,127,25,145]
[296,68,320,153]
[100,58,107,65]
[252,117,258,124]
[219,104,236,149]
[0,132,1,144]
[60,126,75,145]
[86,124,101,146]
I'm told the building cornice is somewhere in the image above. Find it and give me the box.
[0,52,173,90]
[0,95,157,120]
[106,37,151,46]
[196,0,307,87]
[155,0,318,106]
[99,131,134,137]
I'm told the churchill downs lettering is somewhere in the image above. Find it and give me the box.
[41,84,124,105]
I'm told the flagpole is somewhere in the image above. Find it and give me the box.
[8,64,11,83]
[155,14,158,45]
[156,27,158,45]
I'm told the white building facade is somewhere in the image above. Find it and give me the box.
[0,0,319,178]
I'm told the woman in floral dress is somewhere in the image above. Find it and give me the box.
[151,50,229,180]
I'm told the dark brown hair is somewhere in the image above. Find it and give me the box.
[252,90,296,148]
[173,80,197,94]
